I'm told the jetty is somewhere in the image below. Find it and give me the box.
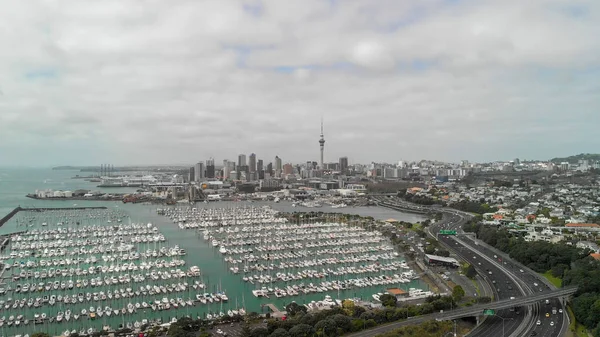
[0,206,108,228]
[264,303,286,318]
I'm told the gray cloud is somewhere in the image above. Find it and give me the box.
[0,0,599,166]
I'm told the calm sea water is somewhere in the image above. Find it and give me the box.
[0,168,428,335]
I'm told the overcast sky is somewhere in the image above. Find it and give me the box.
[0,0,599,167]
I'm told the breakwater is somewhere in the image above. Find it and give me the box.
[0,206,108,228]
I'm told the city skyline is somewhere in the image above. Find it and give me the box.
[0,1,599,167]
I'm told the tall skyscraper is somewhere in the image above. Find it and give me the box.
[266,162,273,176]
[249,153,257,173]
[238,154,247,167]
[194,162,205,181]
[319,119,325,169]
[189,166,195,182]
[339,156,348,174]
[257,159,264,180]
[206,158,215,178]
[275,156,282,178]
[222,160,231,180]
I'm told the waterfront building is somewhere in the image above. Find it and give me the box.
[194,162,205,181]
[266,162,273,176]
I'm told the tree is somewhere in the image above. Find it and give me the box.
[286,302,307,316]
[251,327,269,337]
[314,319,337,336]
[240,324,253,337]
[452,285,465,302]
[379,294,397,308]
[269,328,289,337]
[288,323,315,337]
[167,324,188,337]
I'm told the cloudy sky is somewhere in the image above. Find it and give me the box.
[0,0,599,167]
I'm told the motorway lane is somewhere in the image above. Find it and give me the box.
[439,234,524,337]
[374,198,551,336]
[459,236,565,337]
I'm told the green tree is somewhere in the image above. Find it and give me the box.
[286,302,308,316]
[379,294,397,308]
[314,319,337,336]
[240,323,253,337]
[167,324,187,337]
[452,285,465,302]
[465,264,477,279]
[269,328,289,337]
[250,327,269,337]
[288,323,315,337]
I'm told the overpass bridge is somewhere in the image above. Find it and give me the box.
[435,286,577,321]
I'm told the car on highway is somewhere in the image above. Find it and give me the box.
[536,320,541,325]
[559,308,563,314]
[520,269,524,273]
[550,321,554,326]
[545,313,550,318]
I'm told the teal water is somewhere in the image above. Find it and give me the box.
[0,168,428,336]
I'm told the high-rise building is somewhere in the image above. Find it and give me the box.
[222,160,231,180]
[206,158,215,178]
[275,156,282,178]
[257,159,264,180]
[194,162,205,181]
[238,154,247,167]
[319,119,325,169]
[188,166,195,182]
[249,153,257,173]
[283,163,294,175]
[339,157,348,174]
[266,162,273,176]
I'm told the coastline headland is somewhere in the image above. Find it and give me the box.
[0,206,108,228]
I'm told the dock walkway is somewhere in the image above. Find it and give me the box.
[263,303,287,318]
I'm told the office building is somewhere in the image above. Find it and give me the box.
[249,153,257,173]
[257,159,264,180]
[266,162,273,176]
[194,162,205,181]
[339,156,349,174]
[238,154,247,167]
[275,156,282,178]
[189,166,195,182]
[206,158,215,179]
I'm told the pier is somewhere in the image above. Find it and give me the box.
[263,303,286,318]
[0,206,108,228]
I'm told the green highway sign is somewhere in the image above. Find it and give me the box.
[439,230,457,235]
[483,309,495,316]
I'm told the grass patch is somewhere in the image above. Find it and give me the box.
[541,271,563,288]
[470,279,480,295]
[410,223,423,231]
[567,305,589,337]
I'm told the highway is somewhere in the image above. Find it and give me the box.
[373,196,570,337]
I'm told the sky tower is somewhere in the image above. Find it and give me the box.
[319,118,325,169]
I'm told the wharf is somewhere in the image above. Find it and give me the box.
[263,303,286,318]
[0,206,109,228]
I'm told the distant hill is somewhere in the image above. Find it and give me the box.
[550,153,600,164]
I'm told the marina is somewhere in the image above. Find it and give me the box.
[0,169,430,336]
[0,209,238,336]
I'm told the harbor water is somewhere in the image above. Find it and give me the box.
[0,168,428,335]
